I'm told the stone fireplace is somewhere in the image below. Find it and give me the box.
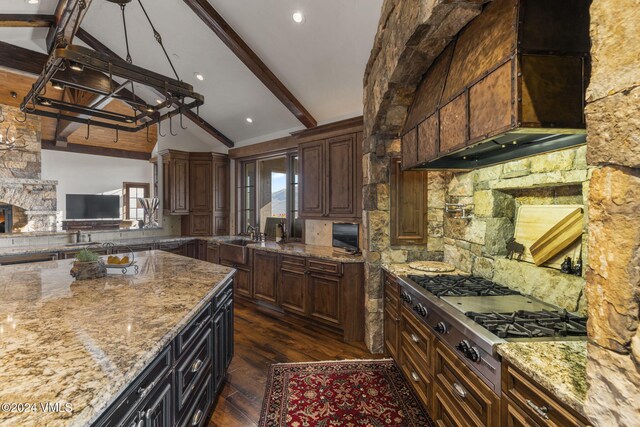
[0,104,57,233]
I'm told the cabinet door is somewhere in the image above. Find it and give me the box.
[299,140,325,217]
[190,159,212,211]
[280,268,307,316]
[144,378,173,427]
[212,308,226,393]
[390,158,428,245]
[213,158,229,213]
[384,304,399,359]
[326,134,357,218]
[308,273,341,327]
[173,157,190,214]
[224,296,234,369]
[207,245,220,264]
[189,213,213,236]
[252,250,278,304]
[233,268,252,298]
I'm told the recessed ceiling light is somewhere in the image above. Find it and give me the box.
[292,11,304,23]
[245,117,253,124]
[27,0,39,4]
[156,99,163,105]
[194,73,204,81]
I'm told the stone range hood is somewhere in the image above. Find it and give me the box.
[400,0,590,171]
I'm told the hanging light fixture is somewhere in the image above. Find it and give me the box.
[21,0,203,136]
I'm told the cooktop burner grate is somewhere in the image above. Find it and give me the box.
[465,309,588,338]
[407,274,522,297]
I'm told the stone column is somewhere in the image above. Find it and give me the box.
[584,0,640,424]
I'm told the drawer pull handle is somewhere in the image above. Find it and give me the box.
[411,372,420,382]
[191,359,204,373]
[452,382,467,399]
[191,409,203,426]
[137,379,157,399]
[410,333,420,343]
[526,399,550,420]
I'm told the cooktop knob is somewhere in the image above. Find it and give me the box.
[456,340,470,352]
[414,303,428,317]
[435,322,447,334]
[467,347,481,363]
[404,293,412,304]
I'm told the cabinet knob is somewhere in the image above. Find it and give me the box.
[191,409,204,426]
[191,358,203,373]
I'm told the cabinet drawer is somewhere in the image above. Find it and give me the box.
[400,305,434,368]
[95,347,172,427]
[307,259,341,275]
[504,395,540,427]
[503,363,589,427]
[175,302,212,357]
[399,337,433,412]
[175,325,213,416]
[435,341,500,427]
[214,281,233,309]
[434,382,473,427]
[178,374,212,427]
[281,255,306,272]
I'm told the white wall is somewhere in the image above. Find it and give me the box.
[41,150,153,226]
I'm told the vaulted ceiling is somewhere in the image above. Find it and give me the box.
[0,0,382,149]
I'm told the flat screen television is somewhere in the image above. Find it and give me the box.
[66,194,120,220]
[332,223,359,252]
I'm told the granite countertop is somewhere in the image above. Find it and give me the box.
[497,341,588,417]
[382,262,463,277]
[0,250,235,427]
[0,236,195,257]
[244,240,364,263]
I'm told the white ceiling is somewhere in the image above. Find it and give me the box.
[0,0,382,148]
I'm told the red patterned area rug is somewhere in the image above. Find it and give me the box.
[258,359,435,427]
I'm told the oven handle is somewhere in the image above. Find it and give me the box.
[452,382,467,399]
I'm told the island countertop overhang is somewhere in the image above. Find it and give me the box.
[0,250,235,427]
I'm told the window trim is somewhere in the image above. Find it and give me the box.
[123,182,150,220]
[235,149,303,241]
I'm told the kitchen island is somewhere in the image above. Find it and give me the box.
[0,250,235,427]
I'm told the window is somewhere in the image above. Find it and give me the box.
[237,152,302,241]
[123,183,150,221]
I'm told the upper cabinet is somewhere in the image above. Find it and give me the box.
[299,132,362,220]
[400,0,590,170]
[160,150,190,215]
[161,150,229,235]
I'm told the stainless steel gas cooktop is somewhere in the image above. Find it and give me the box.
[397,273,588,394]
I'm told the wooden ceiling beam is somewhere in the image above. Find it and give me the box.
[182,0,317,129]
[76,27,234,148]
[0,14,55,27]
[0,41,113,94]
[46,0,93,52]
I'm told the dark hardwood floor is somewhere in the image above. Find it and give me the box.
[208,296,381,426]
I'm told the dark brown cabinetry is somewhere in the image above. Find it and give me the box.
[502,362,589,427]
[252,250,278,304]
[180,152,230,237]
[206,243,220,264]
[212,156,230,236]
[299,132,362,220]
[390,158,429,245]
[160,150,229,236]
[279,255,307,316]
[160,150,190,215]
[235,249,363,342]
[383,273,400,360]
